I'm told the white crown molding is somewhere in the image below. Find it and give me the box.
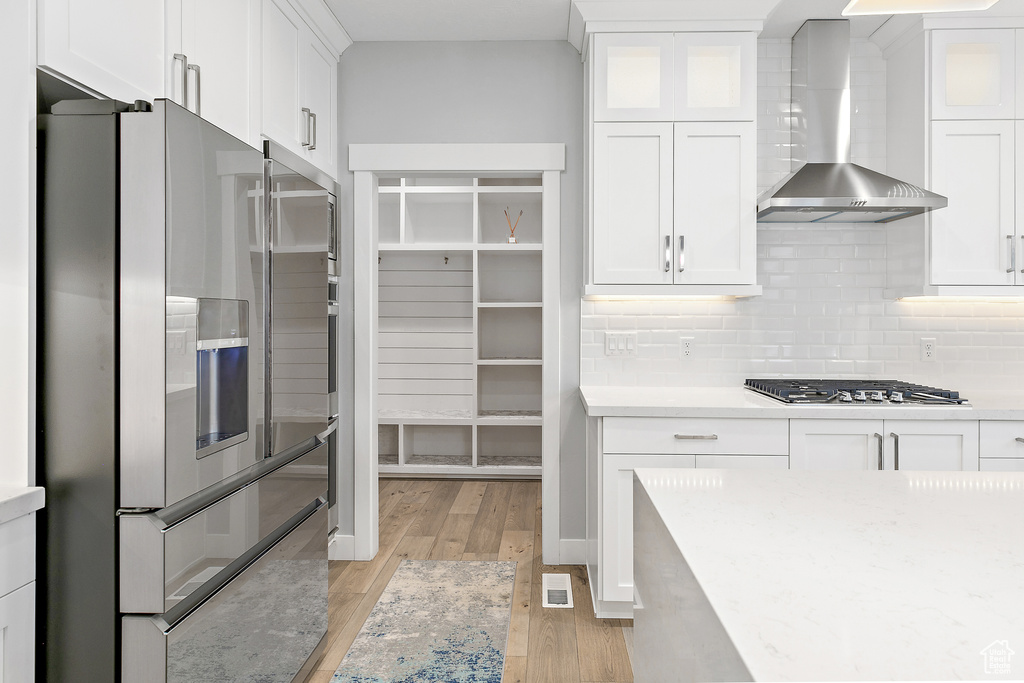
[295,0,353,56]
[568,0,777,54]
[870,11,1024,56]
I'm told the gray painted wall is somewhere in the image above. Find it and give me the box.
[336,40,586,543]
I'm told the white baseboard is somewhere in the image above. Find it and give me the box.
[328,532,355,560]
[558,538,587,565]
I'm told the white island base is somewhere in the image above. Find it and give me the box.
[633,468,1024,682]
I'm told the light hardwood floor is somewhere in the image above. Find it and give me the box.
[306,479,634,683]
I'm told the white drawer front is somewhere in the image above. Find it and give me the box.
[980,458,1024,472]
[695,454,789,470]
[604,417,789,455]
[980,421,1024,458]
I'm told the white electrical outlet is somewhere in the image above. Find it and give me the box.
[921,338,936,362]
[681,337,694,358]
[604,332,637,357]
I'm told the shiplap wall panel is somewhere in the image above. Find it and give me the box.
[378,250,474,417]
[378,301,473,318]
[378,364,475,380]
[379,317,473,333]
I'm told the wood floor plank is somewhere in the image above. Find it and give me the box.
[503,655,528,683]
[427,512,476,560]
[527,499,580,683]
[404,479,462,537]
[503,480,538,532]
[570,566,633,682]
[326,479,632,683]
[499,529,534,658]
[462,552,499,560]
[449,480,487,515]
[335,482,435,594]
[464,482,514,555]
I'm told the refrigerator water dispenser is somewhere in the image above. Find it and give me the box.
[196,298,249,458]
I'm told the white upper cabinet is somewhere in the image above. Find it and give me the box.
[38,0,167,103]
[674,121,755,285]
[39,0,259,147]
[169,0,258,145]
[673,32,756,122]
[931,120,1021,286]
[170,0,259,146]
[592,122,673,285]
[593,32,755,122]
[262,0,340,178]
[587,30,760,296]
[931,29,1016,120]
[300,33,337,177]
[594,34,674,122]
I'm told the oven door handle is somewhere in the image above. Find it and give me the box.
[874,433,884,470]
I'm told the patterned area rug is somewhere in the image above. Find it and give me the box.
[332,560,517,683]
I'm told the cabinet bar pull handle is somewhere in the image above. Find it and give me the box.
[1008,235,1015,273]
[1020,235,1023,274]
[664,235,671,272]
[874,432,884,470]
[1016,437,1024,444]
[674,434,718,440]
[173,53,188,109]
[890,432,900,470]
[678,235,685,272]
[301,108,312,147]
[187,63,201,115]
[309,111,317,151]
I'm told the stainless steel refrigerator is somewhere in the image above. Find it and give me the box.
[37,99,338,682]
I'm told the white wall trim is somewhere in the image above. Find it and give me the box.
[350,144,565,566]
[352,170,379,561]
[328,532,356,560]
[558,538,588,565]
[349,144,566,173]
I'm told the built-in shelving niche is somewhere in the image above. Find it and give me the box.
[376,175,550,477]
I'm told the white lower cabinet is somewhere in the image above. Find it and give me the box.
[0,512,36,681]
[587,416,788,618]
[979,420,1024,472]
[790,419,979,471]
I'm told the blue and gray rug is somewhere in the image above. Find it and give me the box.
[332,559,517,683]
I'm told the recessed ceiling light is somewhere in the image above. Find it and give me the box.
[842,0,1000,15]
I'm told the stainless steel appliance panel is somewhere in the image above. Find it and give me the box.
[38,104,122,683]
[122,501,329,683]
[120,441,328,614]
[121,101,265,508]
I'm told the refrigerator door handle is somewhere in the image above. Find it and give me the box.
[146,436,322,530]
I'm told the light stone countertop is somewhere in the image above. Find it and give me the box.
[633,467,1024,681]
[580,385,1024,420]
[0,486,44,526]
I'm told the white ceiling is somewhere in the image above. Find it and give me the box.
[325,0,574,42]
[325,0,1023,43]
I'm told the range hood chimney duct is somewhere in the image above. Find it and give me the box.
[756,19,947,224]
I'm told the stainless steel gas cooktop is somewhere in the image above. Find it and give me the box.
[744,379,967,405]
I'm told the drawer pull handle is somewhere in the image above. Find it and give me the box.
[674,434,718,440]
[1016,437,1024,444]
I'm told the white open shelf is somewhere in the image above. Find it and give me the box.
[375,173,555,477]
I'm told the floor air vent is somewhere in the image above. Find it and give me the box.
[542,573,573,608]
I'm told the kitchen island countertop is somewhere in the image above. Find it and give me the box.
[632,467,1024,681]
[580,385,1024,420]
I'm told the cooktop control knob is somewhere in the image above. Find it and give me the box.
[839,391,853,402]
[854,390,867,402]
[871,391,885,402]
[890,392,904,403]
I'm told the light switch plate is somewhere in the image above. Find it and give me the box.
[604,332,637,357]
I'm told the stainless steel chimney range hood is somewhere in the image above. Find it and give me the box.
[756,19,947,224]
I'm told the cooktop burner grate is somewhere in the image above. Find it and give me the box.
[744,378,965,404]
